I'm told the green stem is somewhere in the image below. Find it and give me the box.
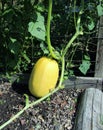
[0,89,59,130]
[47,0,58,59]
[0,106,27,130]
[74,0,77,29]
[58,56,65,87]
[62,32,80,57]
[63,7,83,57]
[0,1,84,129]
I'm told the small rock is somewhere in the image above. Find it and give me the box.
[20,119,26,125]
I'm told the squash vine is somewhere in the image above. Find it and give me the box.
[0,0,86,129]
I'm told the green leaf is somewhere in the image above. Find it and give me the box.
[35,4,45,12]
[87,17,95,31]
[2,9,13,16]
[24,94,29,106]
[88,20,95,31]
[79,55,91,75]
[8,38,20,54]
[10,37,17,43]
[40,42,49,54]
[22,51,31,63]
[97,4,103,17]
[28,12,46,41]
[84,55,90,60]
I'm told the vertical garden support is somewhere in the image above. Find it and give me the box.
[95,16,103,79]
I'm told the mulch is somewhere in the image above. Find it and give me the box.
[0,80,83,130]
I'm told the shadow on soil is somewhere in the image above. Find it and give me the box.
[12,82,31,96]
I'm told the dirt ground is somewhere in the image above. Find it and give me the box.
[0,79,82,130]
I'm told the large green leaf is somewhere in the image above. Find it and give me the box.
[97,4,103,17]
[79,55,91,75]
[28,12,46,41]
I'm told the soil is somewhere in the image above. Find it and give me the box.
[0,79,82,130]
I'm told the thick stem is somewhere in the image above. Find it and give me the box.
[58,56,65,87]
[47,0,58,59]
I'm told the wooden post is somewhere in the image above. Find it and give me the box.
[95,16,103,79]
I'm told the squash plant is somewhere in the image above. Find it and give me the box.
[0,0,102,129]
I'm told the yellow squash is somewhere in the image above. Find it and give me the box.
[29,57,59,97]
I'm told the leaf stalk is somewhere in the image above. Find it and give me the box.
[46,0,59,60]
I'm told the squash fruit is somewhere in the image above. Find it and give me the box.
[29,57,59,97]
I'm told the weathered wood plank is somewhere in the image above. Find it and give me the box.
[73,88,103,130]
[64,76,103,90]
[95,17,103,79]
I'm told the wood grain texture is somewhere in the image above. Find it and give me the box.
[73,88,103,130]
[95,16,103,79]
[64,76,103,90]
